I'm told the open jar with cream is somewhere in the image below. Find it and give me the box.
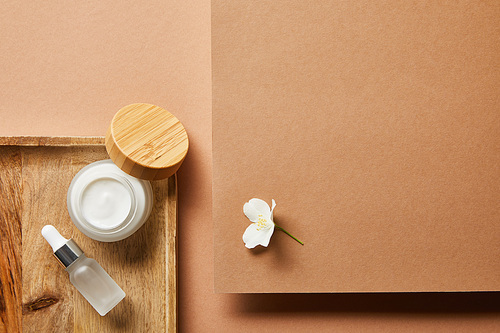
[67,160,153,242]
[66,103,188,242]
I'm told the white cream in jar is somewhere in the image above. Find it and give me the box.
[67,160,153,242]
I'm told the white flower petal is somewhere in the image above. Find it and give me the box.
[243,201,261,222]
[247,198,271,216]
[270,199,276,220]
[242,223,275,249]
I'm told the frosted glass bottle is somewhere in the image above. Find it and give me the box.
[41,225,126,316]
[66,254,126,316]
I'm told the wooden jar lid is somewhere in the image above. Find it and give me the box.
[105,103,189,181]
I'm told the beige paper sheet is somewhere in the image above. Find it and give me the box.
[213,0,500,293]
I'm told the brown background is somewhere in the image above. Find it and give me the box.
[0,0,498,331]
[212,1,500,293]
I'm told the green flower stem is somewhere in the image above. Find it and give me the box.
[275,225,304,245]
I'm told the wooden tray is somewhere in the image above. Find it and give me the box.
[0,137,177,332]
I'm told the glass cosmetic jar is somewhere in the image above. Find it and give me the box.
[67,160,153,242]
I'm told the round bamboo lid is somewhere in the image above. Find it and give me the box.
[105,103,189,181]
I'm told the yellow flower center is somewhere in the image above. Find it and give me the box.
[256,214,270,231]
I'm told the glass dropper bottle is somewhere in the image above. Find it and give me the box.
[41,225,126,316]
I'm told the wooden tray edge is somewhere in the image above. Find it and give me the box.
[0,136,105,146]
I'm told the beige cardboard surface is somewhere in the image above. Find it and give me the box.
[1,0,499,331]
[213,0,500,292]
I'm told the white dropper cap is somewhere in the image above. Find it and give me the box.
[42,225,68,252]
[41,225,84,268]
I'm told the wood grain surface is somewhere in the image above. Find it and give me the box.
[0,137,177,332]
[106,103,189,181]
[0,146,22,332]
